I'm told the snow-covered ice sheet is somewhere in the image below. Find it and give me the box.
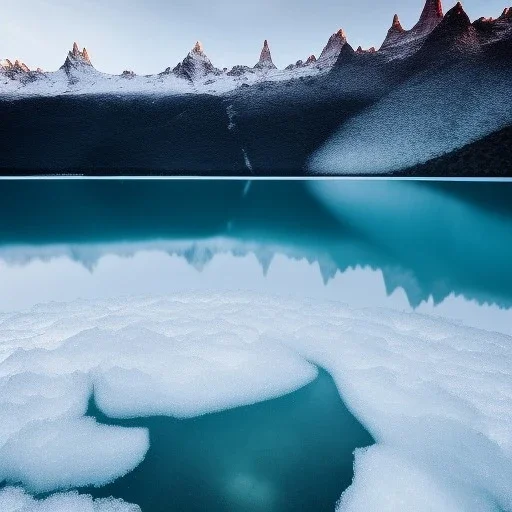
[0,292,511,511]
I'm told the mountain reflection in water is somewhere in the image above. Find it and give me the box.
[0,179,511,325]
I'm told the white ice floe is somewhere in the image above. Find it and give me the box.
[0,292,511,511]
[0,418,149,493]
[0,486,141,511]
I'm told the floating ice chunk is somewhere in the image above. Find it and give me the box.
[0,325,317,419]
[0,486,141,511]
[0,418,149,493]
[93,337,317,418]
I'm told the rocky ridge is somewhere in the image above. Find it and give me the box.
[1,0,511,96]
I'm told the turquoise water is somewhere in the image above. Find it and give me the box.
[76,370,373,512]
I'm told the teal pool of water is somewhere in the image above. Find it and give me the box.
[78,369,373,512]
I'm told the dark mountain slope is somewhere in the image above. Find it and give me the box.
[405,126,512,177]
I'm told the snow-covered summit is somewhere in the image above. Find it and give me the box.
[254,40,277,70]
[0,59,30,73]
[0,58,42,84]
[285,54,317,70]
[1,0,511,100]
[61,42,93,72]
[317,29,347,67]
[172,41,220,80]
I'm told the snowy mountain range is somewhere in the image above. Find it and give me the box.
[2,0,509,97]
[1,0,512,176]
[0,28,345,97]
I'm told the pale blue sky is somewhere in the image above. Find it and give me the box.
[1,0,506,74]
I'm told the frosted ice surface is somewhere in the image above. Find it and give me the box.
[0,486,141,511]
[337,446,497,512]
[0,292,511,511]
[0,418,149,493]
[0,319,317,419]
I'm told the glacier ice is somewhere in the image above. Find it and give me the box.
[0,292,511,511]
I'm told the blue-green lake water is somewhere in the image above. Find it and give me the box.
[80,369,372,512]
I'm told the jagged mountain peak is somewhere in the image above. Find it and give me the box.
[1,59,30,73]
[285,54,317,70]
[500,6,512,18]
[192,41,204,54]
[62,42,93,72]
[356,46,376,54]
[15,60,29,72]
[318,28,348,67]
[392,14,404,30]
[335,28,347,39]
[70,42,91,63]
[380,0,445,55]
[172,41,219,80]
[442,2,471,28]
[416,0,479,60]
[381,13,408,50]
[473,4,512,40]
[254,39,277,70]
[410,0,444,38]
[421,0,444,18]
